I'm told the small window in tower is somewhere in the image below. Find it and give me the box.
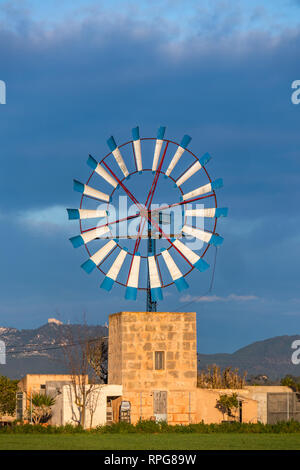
[155,351,165,370]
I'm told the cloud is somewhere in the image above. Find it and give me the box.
[16,205,70,233]
[180,294,259,303]
[1,1,299,40]
[0,0,299,352]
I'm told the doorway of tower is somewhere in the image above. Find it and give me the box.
[153,391,167,422]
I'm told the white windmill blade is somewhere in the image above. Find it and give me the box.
[171,238,210,272]
[125,253,141,300]
[148,255,163,301]
[182,178,223,201]
[132,126,142,172]
[152,126,166,172]
[69,225,111,248]
[185,207,228,218]
[160,248,189,292]
[67,208,108,220]
[182,225,224,246]
[107,136,129,178]
[73,180,110,202]
[100,247,128,291]
[165,134,191,177]
[175,152,211,187]
[87,155,118,188]
[81,239,117,273]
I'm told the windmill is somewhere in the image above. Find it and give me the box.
[67,126,227,311]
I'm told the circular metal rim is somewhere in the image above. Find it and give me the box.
[79,137,218,290]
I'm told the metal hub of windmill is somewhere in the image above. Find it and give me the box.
[67,126,227,311]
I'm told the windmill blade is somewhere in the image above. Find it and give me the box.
[152,126,166,172]
[148,255,163,301]
[125,253,141,300]
[132,126,142,172]
[175,153,211,187]
[171,238,210,271]
[182,178,223,201]
[185,207,228,218]
[81,239,117,273]
[165,134,191,177]
[160,248,189,292]
[73,180,110,202]
[100,247,128,291]
[107,136,129,178]
[87,155,118,188]
[182,225,224,246]
[69,225,110,248]
[67,208,108,220]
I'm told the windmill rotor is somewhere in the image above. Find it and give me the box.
[67,126,227,310]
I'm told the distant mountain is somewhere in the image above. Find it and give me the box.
[198,335,300,380]
[1,322,299,381]
[0,322,108,379]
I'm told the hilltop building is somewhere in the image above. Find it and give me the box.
[47,318,63,325]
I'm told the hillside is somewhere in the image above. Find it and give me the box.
[198,334,300,380]
[0,322,299,380]
[0,322,108,379]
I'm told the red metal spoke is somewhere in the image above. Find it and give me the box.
[147,216,193,268]
[132,142,170,257]
[101,162,146,284]
[100,141,215,285]
[102,160,143,211]
[126,143,170,283]
[147,193,215,215]
[145,141,169,209]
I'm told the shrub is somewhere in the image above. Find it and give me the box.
[216,393,240,418]
[1,420,300,434]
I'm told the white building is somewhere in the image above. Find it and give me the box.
[50,384,122,428]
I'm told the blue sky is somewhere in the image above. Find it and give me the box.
[0,0,300,354]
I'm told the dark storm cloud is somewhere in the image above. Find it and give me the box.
[0,9,299,351]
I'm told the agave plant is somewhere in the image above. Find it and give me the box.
[29,393,56,424]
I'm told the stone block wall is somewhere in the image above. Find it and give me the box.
[108,311,197,391]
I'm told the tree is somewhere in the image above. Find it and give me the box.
[61,320,106,428]
[281,375,300,392]
[0,376,18,416]
[30,393,56,424]
[197,365,247,389]
[216,393,240,420]
[87,337,108,383]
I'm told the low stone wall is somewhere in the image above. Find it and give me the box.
[195,388,258,424]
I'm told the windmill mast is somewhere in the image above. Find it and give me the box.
[147,214,157,312]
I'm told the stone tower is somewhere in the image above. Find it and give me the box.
[108,311,197,424]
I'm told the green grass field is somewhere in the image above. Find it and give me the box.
[0,433,300,450]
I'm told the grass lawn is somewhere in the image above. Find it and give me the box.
[0,433,300,450]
